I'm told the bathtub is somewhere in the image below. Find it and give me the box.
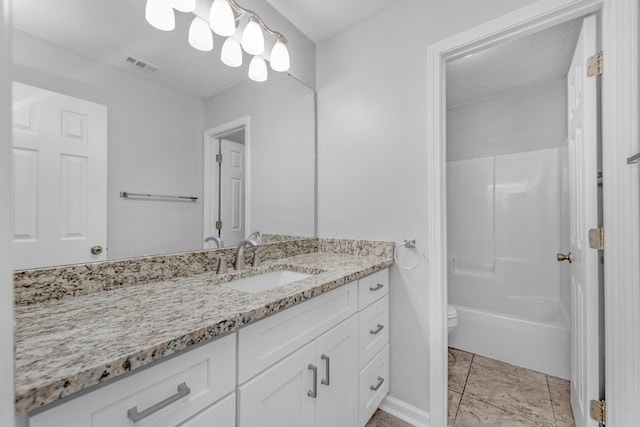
[448,298,570,379]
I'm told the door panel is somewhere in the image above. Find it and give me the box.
[316,316,359,427]
[238,342,315,427]
[11,82,107,269]
[220,139,245,247]
[567,15,600,427]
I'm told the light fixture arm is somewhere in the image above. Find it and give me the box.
[227,0,288,44]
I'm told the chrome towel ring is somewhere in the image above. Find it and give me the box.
[394,239,423,270]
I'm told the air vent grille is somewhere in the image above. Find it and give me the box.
[123,55,160,74]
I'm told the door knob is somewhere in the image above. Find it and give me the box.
[91,245,103,255]
[557,252,572,263]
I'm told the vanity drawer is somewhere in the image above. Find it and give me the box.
[358,269,388,310]
[30,333,236,427]
[178,392,235,427]
[359,345,390,427]
[238,281,358,383]
[358,295,389,368]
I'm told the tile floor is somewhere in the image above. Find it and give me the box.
[448,348,576,427]
[364,348,576,427]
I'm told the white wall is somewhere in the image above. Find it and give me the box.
[0,1,14,426]
[316,0,537,416]
[12,30,205,260]
[204,72,316,237]
[447,79,567,161]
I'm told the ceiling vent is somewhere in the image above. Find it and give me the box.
[123,55,160,74]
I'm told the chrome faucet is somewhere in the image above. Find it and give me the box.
[247,230,262,243]
[205,236,225,248]
[235,239,257,270]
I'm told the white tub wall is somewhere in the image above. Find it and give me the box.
[447,157,494,270]
[494,148,565,301]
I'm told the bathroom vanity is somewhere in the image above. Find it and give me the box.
[14,238,392,427]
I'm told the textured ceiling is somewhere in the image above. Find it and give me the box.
[447,18,583,107]
[265,0,398,42]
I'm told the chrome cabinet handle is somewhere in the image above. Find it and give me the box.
[369,283,384,291]
[370,324,384,335]
[321,354,330,386]
[308,364,318,398]
[370,376,385,391]
[127,382,191,423]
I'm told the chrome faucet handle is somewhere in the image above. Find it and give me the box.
[252,248,264,267]
[213,254,228,274]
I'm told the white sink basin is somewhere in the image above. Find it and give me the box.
[221,270,313,293]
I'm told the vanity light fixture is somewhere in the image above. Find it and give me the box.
[188,16,214,51]
[144,0,290,81]
[221,37,243,67]
[145,0,175,31]
[248,55,268,82]
[241,16,265,55]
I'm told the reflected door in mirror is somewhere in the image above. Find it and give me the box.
[11,82,107,269]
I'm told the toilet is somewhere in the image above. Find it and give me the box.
[447,305,458,333]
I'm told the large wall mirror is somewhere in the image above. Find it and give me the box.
[10,0,316,269]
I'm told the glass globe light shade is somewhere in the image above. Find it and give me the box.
[145,0,175,31]
[221,37,243,67]
[269,39,290,72]
[209,0,236,37]
[248,56,268,82]
[241,18,264,55]
[188,16,213,51]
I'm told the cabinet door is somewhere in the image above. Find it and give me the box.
[238,342,316,427]
[315,316,359,427]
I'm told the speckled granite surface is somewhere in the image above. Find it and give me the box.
[14,242,393,414]
[14,238,319,306]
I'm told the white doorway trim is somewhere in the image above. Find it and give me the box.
[203,116,251,248]
[0,1,15,426]
[426,0,639,426]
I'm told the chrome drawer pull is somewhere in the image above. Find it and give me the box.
[370,324,384,335]
[127,382,191,422]
[321,354,330,386]
[308,364,318,398]
[369,283,384,291]
[370,376,385,391]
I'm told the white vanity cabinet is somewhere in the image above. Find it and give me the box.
[26,268,390,427]
[237,269,390,427]
[29,333,237,427]
[357,269,390,426]
[236,281,359,427]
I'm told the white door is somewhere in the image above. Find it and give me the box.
[11,82,107,269]
[237,341,316,427]
[315,316,359,427]
[566,15,601,427]
[220,139,245,247]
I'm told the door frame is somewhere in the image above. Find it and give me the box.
[0,0,14,426]
[203,116,251,249]
[426,0,639,426]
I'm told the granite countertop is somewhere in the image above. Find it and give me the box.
[15,251,393,414]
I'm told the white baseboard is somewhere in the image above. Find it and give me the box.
[379,395,430,427]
